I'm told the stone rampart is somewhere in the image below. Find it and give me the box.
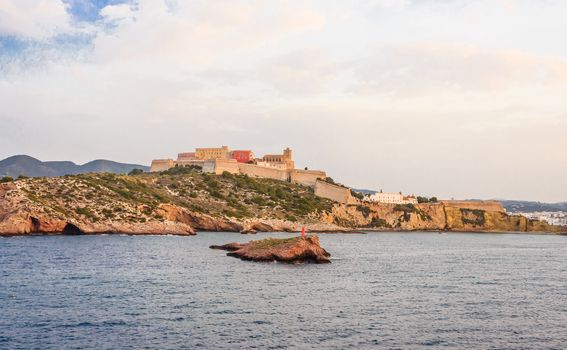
[203,159,239,175]
[290,170,326,187]
[238,163,289,181]
[314,180,357,204]
[175,160,204,168]
[150,159,174,172]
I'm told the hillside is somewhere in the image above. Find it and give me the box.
[0,168,565,235]
[501,200,567,213]
[0,155,149,178]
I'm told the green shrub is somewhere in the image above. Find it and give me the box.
[356,205,371,218]
[461,208,486,226]
[368,217,392,228]
[160,166,200,175]
[417,196,439,203]
[394,204,417,213]
[74,207,97,220]
[350,190,364,200]
[0,176,13,183]
[394,204,431,222]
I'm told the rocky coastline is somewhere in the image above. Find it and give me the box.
[1,172,566,236]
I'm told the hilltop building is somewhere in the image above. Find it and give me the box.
[150,146,326,188]
[260,147,295,170]
[231,150,254,163]
[195,146,230,160]
[363,191,418,204]
[177,152,195,162]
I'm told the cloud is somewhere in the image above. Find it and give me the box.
[1,0,567,201]
[90,0,325,67]
[350,43,567,95]
[99,3,136,23]
[0,0,73,39]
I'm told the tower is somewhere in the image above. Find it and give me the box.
[283,147,292,161]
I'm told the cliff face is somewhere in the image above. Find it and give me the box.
[0,171,340,236]
[322,202,566,233]
[1,171,565,235]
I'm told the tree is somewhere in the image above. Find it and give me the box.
[417,196,438,203]
[128,168,144,176]
[0,176,14,183]
[351,190,364,200]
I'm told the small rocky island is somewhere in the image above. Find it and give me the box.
[210,235,331,264]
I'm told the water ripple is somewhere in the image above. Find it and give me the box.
[0,232,566,349]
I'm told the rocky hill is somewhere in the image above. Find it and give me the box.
[0,155,148,178]
[0,168,565,236]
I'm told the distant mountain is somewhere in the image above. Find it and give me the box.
[500,200,567,213]
[352,188,377,195]
[0,155,149,178]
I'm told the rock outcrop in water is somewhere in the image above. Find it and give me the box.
[210,235,332,264]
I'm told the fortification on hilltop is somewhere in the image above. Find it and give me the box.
[150,146,331,193]
[149,146,508,210]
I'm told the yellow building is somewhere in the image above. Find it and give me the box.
[195,146,230,160]
[261,147,295,170]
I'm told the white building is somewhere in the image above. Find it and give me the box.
[518,211,567,227]
[363,191,418,204]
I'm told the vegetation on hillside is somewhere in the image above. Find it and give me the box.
[0,176,13,183]
[417,196,438,203]
[394,203,432,222]
[460,208,486,226]
[14,170,334,224]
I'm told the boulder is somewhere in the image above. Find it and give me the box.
[250,222,274,232]
[156,204,243,232]
[240,229,257,234]
[210,235,331,264]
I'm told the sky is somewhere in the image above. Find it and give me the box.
[0,0,566,202]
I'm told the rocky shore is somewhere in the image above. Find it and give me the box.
[1,172,566,236]
[210,235,331,264]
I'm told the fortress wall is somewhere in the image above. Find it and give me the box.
[150,159,174,172]
[441,200,504,213]
[174,160,204,168]
[290,170,327,187]
[237,163,289,181]
[203,159,239,175]
[314,180,355,204]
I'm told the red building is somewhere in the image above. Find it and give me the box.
[230,150,254,163]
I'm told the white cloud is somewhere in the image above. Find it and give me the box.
[350,43,567,95]
[99,3,136,23]
[1,0,567,201]
[0,0,73,39]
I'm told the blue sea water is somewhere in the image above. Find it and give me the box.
[0,232,566,349]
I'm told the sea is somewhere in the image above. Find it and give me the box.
[0,232,566,349]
